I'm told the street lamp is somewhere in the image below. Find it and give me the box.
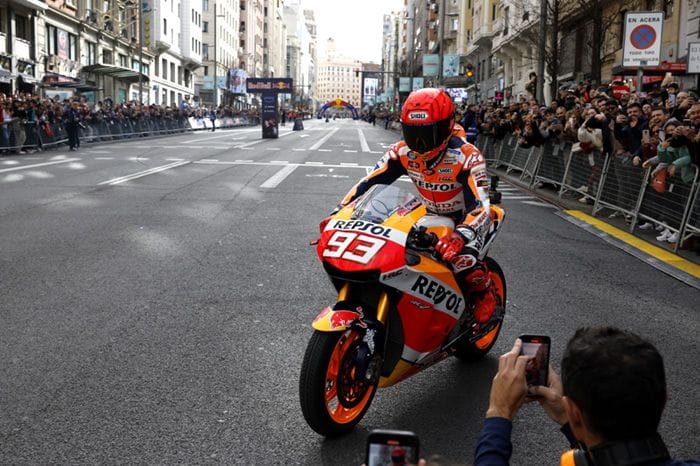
[213,3,226,107]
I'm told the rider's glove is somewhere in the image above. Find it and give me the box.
[435,226,476,262]
[436,232,465,262]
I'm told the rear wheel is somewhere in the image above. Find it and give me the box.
[454,257,507,361]
[299,329,378,437]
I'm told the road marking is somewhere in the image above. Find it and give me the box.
[344,150,358,153]
[369,150,383,154]
[266,148,281,151]
[260,164,298,188]
[182,129,258,143]
[98,160,190,185]
[305,161,323,165]
[0,158,80,174]
[200,159,219,162]
[522,200,557,208]
[502,195,533,200]
[340,162,359,166]
[270,160,289,164]
[192,160,373,170]
[166,158,186,162]
[562,210,700,287]
[293,148,306,151]
[318,149,332,152]
[236,159,253,163]
[309,127,340,150]
[357,128,370,152]
[95,157,115,160]
[129,156,150,161]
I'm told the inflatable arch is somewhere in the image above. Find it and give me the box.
[317,98,359,120]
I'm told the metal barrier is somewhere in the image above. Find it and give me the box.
[478,134,700,255]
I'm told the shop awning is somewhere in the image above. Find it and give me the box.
[18,74,39,84]
[611,62,688,76]
[80,64,149,83]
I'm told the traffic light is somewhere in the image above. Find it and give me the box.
[466,63,474,86]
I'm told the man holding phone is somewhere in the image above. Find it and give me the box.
[474,328,699,466]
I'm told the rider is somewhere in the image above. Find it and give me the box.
[331,88,496,324]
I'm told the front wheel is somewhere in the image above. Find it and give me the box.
[454,257,507,361]
[299,329,378,437]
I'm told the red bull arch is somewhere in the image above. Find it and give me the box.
[317,98,359,120]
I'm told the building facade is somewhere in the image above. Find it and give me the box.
[316,38,362,108]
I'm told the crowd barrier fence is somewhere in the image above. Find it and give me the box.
[482,134,700,254]
[0,115,261,153]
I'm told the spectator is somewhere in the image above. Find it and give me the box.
[474,329,700,466]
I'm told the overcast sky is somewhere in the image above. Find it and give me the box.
[302,0,404,63]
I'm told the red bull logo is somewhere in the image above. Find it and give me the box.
[329,309,363,329]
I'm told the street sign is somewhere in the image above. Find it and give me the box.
[623,11,663,67]
[688,42,700,74]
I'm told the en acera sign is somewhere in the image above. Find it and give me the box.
[622,11,664,67]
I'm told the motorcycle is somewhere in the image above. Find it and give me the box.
[299,179,507,437]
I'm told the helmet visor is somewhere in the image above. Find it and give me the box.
[401,118,453,153]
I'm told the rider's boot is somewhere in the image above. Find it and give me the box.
[465,264,496,324]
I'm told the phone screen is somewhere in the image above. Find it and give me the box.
[366,430,419,466]
[519,335,551,387]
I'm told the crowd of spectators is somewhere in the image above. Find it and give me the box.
[459,79,699,246]
[0,92,261,152]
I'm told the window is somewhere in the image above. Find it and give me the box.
[163,18,167,36]
[162,58,168,79]
[69,35,77,60]
[15,15,30,41]
[203,21,208,32]
[204,65,208,76]
[203,0,208,11]
[503,7,509,35]
[170,63,175,82]
[663,0,673,17]
[492,4,496,21]
[119,54,128,67]
[103,49,113,64]
[86,41,96,65]
[178,65,182,85]
[203,43,209,59]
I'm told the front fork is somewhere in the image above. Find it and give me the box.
[312,283,390,384]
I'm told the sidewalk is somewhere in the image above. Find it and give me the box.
[491,166,700,289]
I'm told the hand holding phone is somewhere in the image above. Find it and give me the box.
[519,335,551,387]
[366,429,419,466]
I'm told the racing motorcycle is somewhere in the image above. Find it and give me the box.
[299,179,506,437]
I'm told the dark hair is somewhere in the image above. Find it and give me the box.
[626,102,642,111]
[561,327,666,442]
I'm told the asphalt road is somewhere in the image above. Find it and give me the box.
[1,119,698,465]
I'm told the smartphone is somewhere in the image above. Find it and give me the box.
[642,129,650,144]
[668,93,677,106]
[519,335,551,387]
[366,429,419,466]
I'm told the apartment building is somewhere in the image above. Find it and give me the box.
[198,0,239,107]
[0,0,45,95]
[316,39,362,108]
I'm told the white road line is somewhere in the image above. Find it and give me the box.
[166,158,186,161]
[309,127,340,150]
[192,160,373,169]
[98,160,190,185]
[369,150,383,154]
[0,158,80,174]
[502,195,534,200]
[344,150,358,153]
[305,161,323,165]
[260,164,298,188]
[129,156,150,161]
[182,129,258,143]
[270,160,289,164]
[200,159,219,162]
[95,157,115,160]
[522,200,557,208]
[340,162,358,166]
[318,149,332,152]
[357,128,370,152]
[293,148,306,151]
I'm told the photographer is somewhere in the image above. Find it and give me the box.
[474,328,699,466]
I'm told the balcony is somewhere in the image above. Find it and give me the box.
[14,38,31,60]
[472,24,497,47]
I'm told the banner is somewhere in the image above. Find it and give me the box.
[443,54,459,78]
[423,54,440,76]
[261,94,279,139]
[363,77,378,105]
[228,68,248,94]
[399,77,411,92]
[412,77,424,91]
[246,77,293,94]
[57,30,69,60]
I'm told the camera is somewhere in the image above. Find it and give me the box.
[519,335,551,387]
[366,429,419,466]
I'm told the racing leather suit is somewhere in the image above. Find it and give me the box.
[341,135,492,288]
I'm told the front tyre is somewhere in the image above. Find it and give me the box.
[299,329,378,437]
[454,257,507,361]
